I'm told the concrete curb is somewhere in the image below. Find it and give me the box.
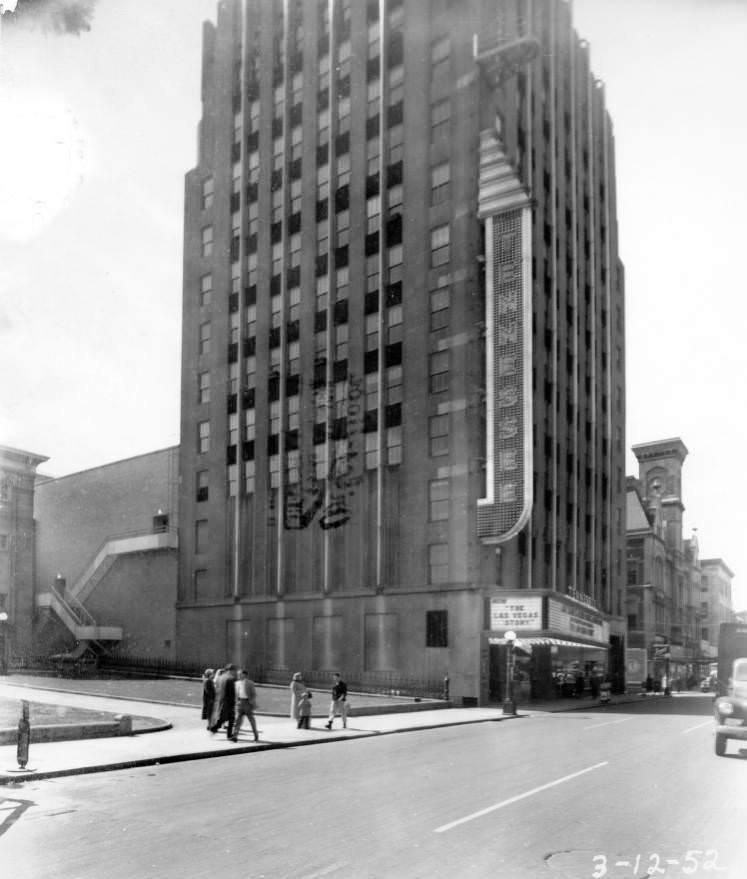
[0,679,448,717]
[0,712,523,784]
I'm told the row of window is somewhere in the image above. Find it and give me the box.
[194,404,452,504]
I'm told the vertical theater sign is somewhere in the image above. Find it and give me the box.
[476,123,534,543]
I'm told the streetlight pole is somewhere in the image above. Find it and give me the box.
[502,629,517,715]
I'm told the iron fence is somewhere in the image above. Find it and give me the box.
[256,667,448,700]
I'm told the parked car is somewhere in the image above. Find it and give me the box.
[701,674,716,693]
[713,658,747,756]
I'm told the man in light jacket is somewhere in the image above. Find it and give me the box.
[232,669,259,742]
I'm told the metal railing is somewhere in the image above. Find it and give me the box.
[48,583,96,627]
[97,655,448,699]
[256,667,448,700]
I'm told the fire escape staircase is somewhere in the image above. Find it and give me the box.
[36,529,178,652]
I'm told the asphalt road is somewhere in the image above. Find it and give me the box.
[1,695,743,879]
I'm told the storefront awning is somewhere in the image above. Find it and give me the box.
[517,637,605,650]
[489,635,607,650]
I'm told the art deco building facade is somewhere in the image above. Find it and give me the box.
[178,0,626,703]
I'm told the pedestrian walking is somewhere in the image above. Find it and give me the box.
[324,672,348,730]
[289,671,305,721]
[232,669,259,742]
[209,664,237,739]
[574,671,585,698]
[297,691,312,730]
[201,668,216,729]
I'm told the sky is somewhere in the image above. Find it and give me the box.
[0,0,745,608]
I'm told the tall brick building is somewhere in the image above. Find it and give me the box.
[177,0,626,703]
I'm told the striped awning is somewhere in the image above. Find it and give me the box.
[489,636,606,650]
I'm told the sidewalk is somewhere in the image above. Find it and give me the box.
[0,678,661,785]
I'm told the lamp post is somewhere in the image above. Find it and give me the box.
[0,610,8,675]
[502,630,517,715]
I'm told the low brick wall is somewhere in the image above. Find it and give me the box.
[0,714,132,745]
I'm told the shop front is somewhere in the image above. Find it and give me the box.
[481,591,611,704]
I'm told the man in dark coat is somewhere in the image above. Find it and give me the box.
[209,664,237,738]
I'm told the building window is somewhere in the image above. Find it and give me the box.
[199,322,211,356]
[388,121,404,165]
[289,232,302,267]
[431,35,450,81]
[269,454,280,488]
[365,432,379,470]
[270,400,281,435]
[248,150,260,184]
[317,162,330,200]
[290,178,302,214]
[426,607,448,642]
[288,285,301,322]
[431,99,450,141]
[0,534,8,551]
[429,479,449,521]
[318,107,330,146]
[336,266,349,300]
[386,425,402,465]
[288,340,300,375]
[195,519,208,555]
[287,394,300,431]
[336,208,350,248]
[386,304,402,345]
[335,323,348,361]
[245,460,255,495]
[386,364,402,405]
[431,161,450,204]
[245,407,256,441]
[272,188,283,223]
[200,273,212,307]
[290,125,303,161]
[337,152,351,187]
[198,371,210,404]
[272,242,283,279]
[246,303,257,339]
[201,226,213,257]
[429,350,449,393]
[196,470,209,502]
[287,449,300,484]
[367,136,380,175]
[365,313,379,351]
[430,287,450,331]
[431,224,450,266]
[387,243,403,285]
[201,176,214,210]
[198,420,210,453]
[316,275,329,311]
[337,95,351,135]
[227,463,238,498]
[365,370,379,411]
[429,414,449,456]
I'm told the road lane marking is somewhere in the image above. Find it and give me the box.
[433,762,608,833]
[682,719,713,734]
[583,717,633,730]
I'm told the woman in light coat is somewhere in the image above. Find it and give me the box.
[289,671,305,720]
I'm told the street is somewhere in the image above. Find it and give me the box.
[1,695,743,879]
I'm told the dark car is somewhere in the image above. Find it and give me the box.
[713,658,747,756]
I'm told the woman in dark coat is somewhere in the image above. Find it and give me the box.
[209,664,237,738]
[201,669,215,729]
